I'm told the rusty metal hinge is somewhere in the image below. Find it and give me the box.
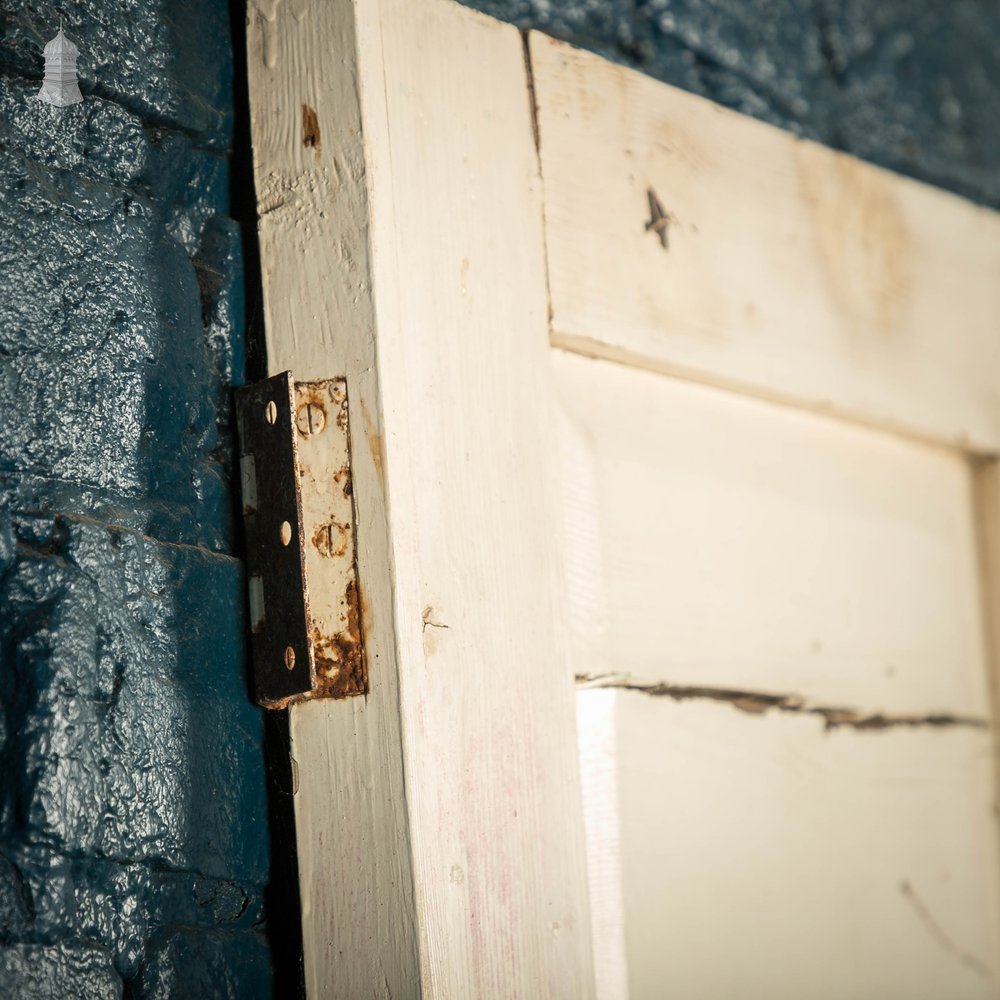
[235,372,366,709]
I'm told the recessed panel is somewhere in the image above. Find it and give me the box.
[555,348,989,718]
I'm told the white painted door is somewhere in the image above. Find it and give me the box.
[534,35,1000,1000]
[247,3,1000,997]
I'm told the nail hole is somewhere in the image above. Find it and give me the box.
[645,187,671,250]
[265,400,277,424]
[284,646,296,671]
[279,521,292,546]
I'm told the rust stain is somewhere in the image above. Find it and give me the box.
[310,576,367,698]
[295,381,327,406]
[255,375,367,710]
[311,520,349,558]
[302,103,321,159]
[359,397,385,480]
[359,582,372,645]
[333,462,352,498]
[295,380,349,435]
[295,399,326,436]
[294,382,329,435]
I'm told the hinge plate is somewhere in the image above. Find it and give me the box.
[235,372,367,709]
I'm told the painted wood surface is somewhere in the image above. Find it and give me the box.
[972,461,1000,823]
[554,347,991,719]
[558,404,630,1000]
[575,690,630,1000]
[248,0,418,993]
[529,33,1000,453]
[248,0,595,996]
[554,349,1000,998]
[613,693,1000,1000]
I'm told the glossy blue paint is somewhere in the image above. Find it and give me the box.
[0,1,270,996]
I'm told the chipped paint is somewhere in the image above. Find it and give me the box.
[311,520,349,558]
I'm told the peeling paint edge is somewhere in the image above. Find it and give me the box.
[575,673,990,732]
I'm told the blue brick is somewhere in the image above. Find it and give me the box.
[135,929,272,1000]
[0,0,270,994]
[0,942,123,1000]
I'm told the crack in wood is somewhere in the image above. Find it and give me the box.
[899,880,991,979]
[576,673,990,732]
[520,30,541,154]
[421,606,450,632]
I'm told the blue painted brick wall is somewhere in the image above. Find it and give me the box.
[0,1,271,997]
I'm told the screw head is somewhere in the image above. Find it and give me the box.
[264,400,278,425]
[284,646,296,671]
[295,401,326,435]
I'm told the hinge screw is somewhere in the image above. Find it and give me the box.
[296,402,326,435]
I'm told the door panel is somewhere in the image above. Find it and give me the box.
[555,347,1000,998]
[554,348,990,717]
[535,37,1000,998]
[531,33,1000,453]
[616,694,999,1000]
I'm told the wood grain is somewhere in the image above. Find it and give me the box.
[248,0,418,994]
[357,2,595,993]
[529,33,1000,453]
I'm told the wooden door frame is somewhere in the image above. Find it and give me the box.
[248,1,595,996]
